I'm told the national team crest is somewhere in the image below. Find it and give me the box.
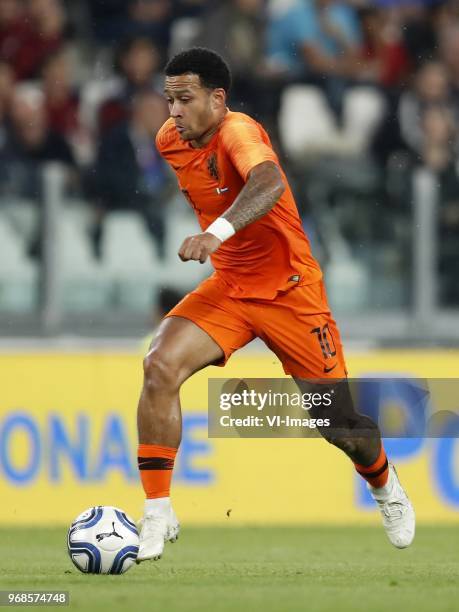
[207,153,219,181]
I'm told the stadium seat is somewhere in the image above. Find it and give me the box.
[267,0,299,14]
[63,199,93,226]
[0,213,38,312]
[58,207,112,312]
[324,252,371,312]
[279,85,386,161]
[102,211,159,271]
[342,87,386,153]
[279,85,340,159]
[0,197,39,247]
[79,76,122,136]
[169,18,201,57]
[101,211,161,311]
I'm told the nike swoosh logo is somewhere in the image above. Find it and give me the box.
[323,363,337,373]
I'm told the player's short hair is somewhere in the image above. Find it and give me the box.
[165,47,231,93]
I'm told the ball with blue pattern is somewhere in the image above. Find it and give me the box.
[67,506,139,574]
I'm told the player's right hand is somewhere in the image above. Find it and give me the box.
[178,232,222,264]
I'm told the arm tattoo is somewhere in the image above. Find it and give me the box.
[221,161,285,232]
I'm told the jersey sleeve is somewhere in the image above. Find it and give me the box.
[220,118,279,182]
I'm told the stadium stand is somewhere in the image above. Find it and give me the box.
[0,0,457,338]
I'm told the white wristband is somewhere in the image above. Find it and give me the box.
[205,217,235,243]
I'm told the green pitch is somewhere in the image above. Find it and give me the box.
[1,526,458,612]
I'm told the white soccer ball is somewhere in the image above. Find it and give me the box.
[67,506,139,574]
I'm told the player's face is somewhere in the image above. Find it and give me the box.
[164,74,226,145]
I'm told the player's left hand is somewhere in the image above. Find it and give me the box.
[178,232,221,264]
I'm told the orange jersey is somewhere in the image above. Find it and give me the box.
[156,111,322,299]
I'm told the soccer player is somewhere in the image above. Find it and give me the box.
[136,47,415,562]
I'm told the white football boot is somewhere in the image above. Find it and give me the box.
[368,463,415,549]
[136,506,180,563]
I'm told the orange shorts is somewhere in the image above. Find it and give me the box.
[166,274,347,379]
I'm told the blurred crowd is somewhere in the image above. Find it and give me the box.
[0,0,459,302]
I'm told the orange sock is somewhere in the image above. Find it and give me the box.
[138,444,177,499]
[354,444,389,488]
